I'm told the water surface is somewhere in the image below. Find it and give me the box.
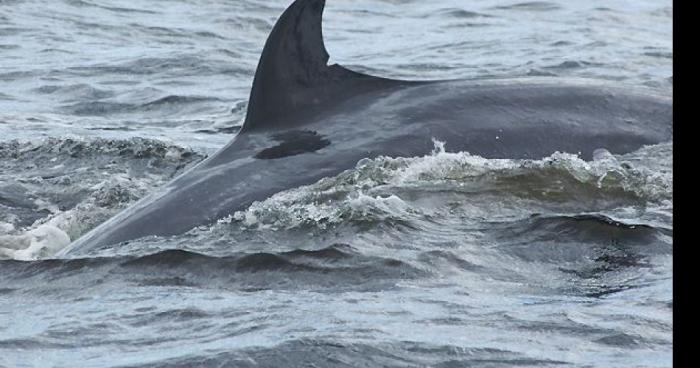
[0,0,672,367]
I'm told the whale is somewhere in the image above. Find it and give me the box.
[59,0,672,256]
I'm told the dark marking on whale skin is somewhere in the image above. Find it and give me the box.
[255,130,330,159]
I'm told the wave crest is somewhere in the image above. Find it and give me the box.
[226,141,672,231]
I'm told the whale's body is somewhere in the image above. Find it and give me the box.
[60,0,672,256]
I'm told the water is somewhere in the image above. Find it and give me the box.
[0,0,672,367]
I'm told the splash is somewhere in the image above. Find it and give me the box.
[225,141,672,231]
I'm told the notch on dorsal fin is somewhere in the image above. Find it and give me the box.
[240,0,412,132]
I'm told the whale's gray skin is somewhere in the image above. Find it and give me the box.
[60,0,672,256]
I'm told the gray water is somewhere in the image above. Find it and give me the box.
[0,0,672,367]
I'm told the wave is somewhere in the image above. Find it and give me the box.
[223,141,672,231]
[66,0,158,15]
[428,8,493,19]
[32,83,115,101]
[64,55,249,77]
[0,137,204,260]
[492,2,561,12]
[0,244,425,292]
[114,339,566,368]
[0,136,201,161]
[63,95,223,116]
[491,213,671,245]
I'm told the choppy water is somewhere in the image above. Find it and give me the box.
[0,0,672,367]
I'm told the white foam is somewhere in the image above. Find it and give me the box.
[0,224,71,261]
[224,141,672,231]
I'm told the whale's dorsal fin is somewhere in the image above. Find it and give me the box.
[241,0,412,132]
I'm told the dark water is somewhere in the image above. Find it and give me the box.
[0,0,672,367]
